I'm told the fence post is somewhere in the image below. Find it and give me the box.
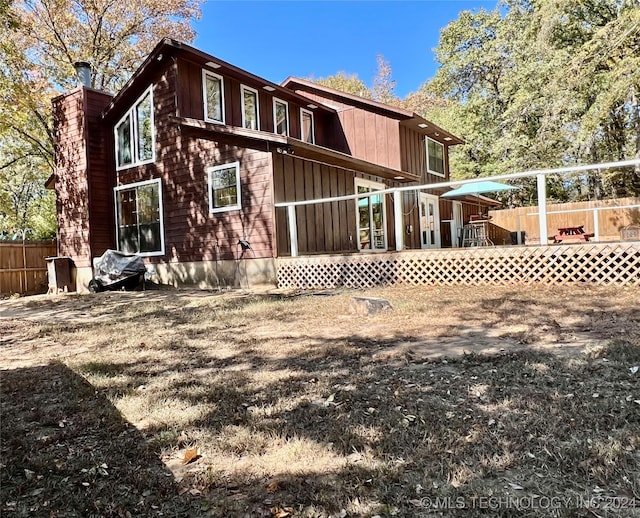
[287,205,299,258]
[537,174,548,245]
[516,214,522,245]
[394,190,403,251]
[593,208,600,241]
[22,233,28,293]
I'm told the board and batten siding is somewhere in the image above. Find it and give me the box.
[273,153,404,256]
[175,58,332,146]
[399,125,451,183]
[292,90,403,171]
[274,154,355,256]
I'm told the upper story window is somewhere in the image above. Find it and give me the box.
[301,108,315,144]
[426,137,445,177]
[273,98,289,136]
[203,70,225,124]
[241,85,259,130]
[207,161,241,213]
[115,87,155,170]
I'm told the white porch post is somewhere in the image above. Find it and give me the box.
[516,214,522,245]
[287,205,299,257]
[593,208,600,241]
[537,174,548,245]
[394,190,403,251]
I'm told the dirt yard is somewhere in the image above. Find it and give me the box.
[1,284,639,517]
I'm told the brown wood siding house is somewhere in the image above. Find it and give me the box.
[52,39,468,290]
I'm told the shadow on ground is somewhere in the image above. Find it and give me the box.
[1,286,639,517]
[0,362,207,517]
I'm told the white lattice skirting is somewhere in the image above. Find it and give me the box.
[276,242,640,289]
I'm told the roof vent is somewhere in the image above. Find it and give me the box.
[73,61,92,88]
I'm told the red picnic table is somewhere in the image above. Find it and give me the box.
[553,225,594,243]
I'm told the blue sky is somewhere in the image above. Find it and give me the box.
[194,1,498,98]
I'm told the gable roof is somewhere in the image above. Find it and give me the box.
[282,77,464,145]
[102,39,336,121]
[282,76,414,118]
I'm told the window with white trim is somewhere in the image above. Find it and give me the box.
[355,178,387,251]
[115,88,155,170]
[114,178,164,256]
[273,98,289,136]
[207,161,241,213]
[301,108,315,143]
[203,70,225,124]
[426,137,445,176]
[241,85,259,130]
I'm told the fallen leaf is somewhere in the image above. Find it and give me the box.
[189,488,202,497]
[508,482,524,490]
[266,480,281,493]
[324,393,336,406]
[182,447,201,465]
[630,366,639,375]
[270,506,294,517]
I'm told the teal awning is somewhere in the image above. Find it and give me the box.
[442,180,518,198]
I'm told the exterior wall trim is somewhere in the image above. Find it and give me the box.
[113,177,165,257]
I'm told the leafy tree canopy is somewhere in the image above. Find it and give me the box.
[311,71,372,98]
[424,0,640,201]
[0,0,203,238]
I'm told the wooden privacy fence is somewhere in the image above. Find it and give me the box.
[276,242,640,289]
[489,197,640,244]
[0,241,57,295]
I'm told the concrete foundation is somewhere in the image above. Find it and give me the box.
[70,258,277,293]
[152,258,277,290]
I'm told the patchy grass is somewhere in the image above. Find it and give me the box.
[1,285,640,517]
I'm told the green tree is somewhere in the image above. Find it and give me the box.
[426,0,640,201]
[311,71,372,98]
[536,0,640,197]
[309,54,402,106]
[0,0,203,238]
[0,135,55,239]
